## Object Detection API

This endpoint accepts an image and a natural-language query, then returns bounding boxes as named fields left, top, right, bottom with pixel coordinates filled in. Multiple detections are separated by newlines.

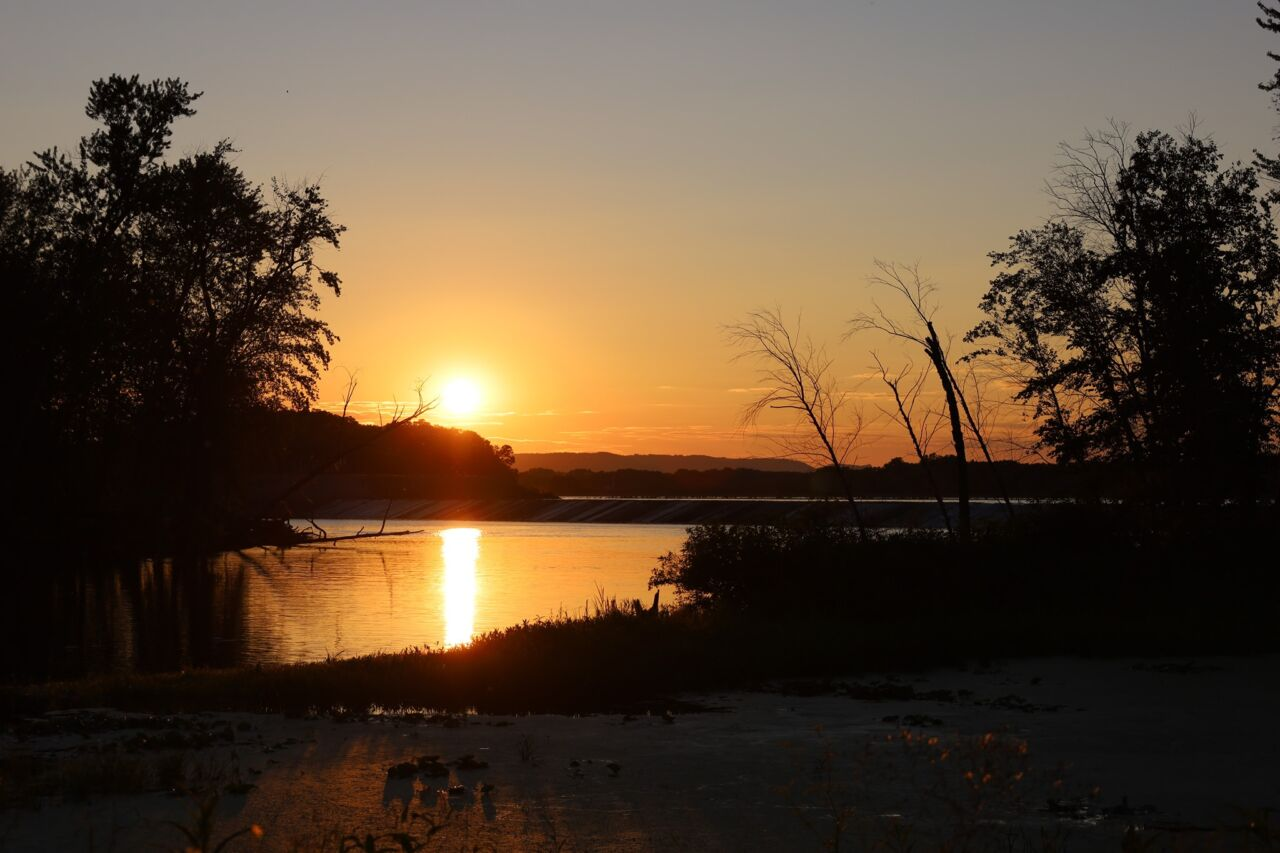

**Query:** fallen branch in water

left=294, top=528, right=424, bottom=545
left=294, top=505, right=421, bottom=545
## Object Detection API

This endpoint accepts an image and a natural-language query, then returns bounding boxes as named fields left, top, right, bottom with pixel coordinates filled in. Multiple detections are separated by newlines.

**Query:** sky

left=3, top=1, right=1276, bottom=463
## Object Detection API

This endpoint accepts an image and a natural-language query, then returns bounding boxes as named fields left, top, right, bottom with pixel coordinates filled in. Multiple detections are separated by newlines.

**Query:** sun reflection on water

left=439, top=528, right=480, bottom=646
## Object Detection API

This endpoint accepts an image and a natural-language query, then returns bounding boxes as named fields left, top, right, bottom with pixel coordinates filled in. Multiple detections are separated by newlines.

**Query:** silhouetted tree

left=849, top=261, right=1000, bottom=539
left=1259, top=3, right=1280, bottom=193
left=2, top=75, right=347, bottom=546
left=969, top=125, right=1280, bottom=500
left=725, top=309, right=868, bottom=538
left=495, top=444, right=516, bottom=467
left=229, top=410, right=529, bottom=510
left=871, top=353, right=953, bottom=538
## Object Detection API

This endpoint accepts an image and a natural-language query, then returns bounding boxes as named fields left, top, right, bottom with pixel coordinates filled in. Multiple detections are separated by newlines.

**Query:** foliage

left=6, top=74, right=342, bottom=432
left=519, top=465, right=814, bottom=497
left=1258, top=2, right=1280, bottom=192
left=648, top=507, right=1280, bottom=622
left=969, top=127, right=1280, bottom=497
left=234, top=410, right=528, bottom=510
left=2, top=75, right=346, bottom=547
left=651, top=523, right=871, bottom=609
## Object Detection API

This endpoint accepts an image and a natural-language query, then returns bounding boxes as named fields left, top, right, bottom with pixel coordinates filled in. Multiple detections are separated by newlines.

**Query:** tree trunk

left=883, top=375, right=953, bottom=540
left=944, top=361, right=1015, bottom=520
left=927, top=323, right=970, bottom=541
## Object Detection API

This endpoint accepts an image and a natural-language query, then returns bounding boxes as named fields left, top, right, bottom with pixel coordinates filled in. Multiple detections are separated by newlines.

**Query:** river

left=4, top=521, right=687, bottom=681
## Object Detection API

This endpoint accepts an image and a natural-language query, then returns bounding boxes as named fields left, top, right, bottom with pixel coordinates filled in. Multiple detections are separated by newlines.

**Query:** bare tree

left=726, top=308, right=868, bottom=539
left=340, top=368, right=359, bottom=419
left=961, top=350, right=1069, bottom=463
left=872, top=353, right=953, bottom=539
left=849, top=261, right=972, bottom=540
left=944, top=359, right=1016, bottom=516
left=1046, top=119, right=1134, bottom=245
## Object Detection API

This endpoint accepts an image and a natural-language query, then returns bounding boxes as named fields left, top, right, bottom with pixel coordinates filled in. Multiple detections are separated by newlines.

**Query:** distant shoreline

left=515, top=451, right=813, bottom=474
left=302, top=497, right=1012, bottom=527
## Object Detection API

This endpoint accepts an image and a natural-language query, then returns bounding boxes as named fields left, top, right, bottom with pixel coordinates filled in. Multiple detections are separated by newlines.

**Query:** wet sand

left=3, top=654, right=1277, bottom=851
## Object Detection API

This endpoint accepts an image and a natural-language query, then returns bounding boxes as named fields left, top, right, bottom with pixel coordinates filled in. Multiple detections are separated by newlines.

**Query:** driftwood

left=292, top=500, right=422, bottom=546
left=293, top=527, right=423, bottom=546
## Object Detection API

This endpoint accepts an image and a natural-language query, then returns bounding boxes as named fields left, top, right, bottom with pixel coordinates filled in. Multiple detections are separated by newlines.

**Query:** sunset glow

left=4, top=4, right=1268, bottom=462
left=440, top=378, right=483, bottom=418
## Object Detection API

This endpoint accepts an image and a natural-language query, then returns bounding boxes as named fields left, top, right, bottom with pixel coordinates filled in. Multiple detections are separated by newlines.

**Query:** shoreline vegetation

left=6, top=506, right=1277, bottom=716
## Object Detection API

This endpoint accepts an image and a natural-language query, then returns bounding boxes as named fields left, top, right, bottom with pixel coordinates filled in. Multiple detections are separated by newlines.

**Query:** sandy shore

left=3, top=654, right=1277, bottom=851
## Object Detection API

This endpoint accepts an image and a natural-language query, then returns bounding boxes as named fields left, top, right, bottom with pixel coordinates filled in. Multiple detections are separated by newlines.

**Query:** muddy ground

left=2, top=655, right=1277, bottom=851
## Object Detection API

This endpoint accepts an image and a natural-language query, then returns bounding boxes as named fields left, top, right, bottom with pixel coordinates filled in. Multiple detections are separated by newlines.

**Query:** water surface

left=5, top=521, right=686, bottom=680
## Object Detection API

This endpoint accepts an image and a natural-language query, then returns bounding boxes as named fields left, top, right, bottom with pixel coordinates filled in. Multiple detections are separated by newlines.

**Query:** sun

left=441, top=377, right=482, bottom=416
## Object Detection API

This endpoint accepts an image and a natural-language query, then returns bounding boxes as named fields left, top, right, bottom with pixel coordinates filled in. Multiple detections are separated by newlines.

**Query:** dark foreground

left=4, top=510, right=1278, bottom=850
left=3, top=655, right=1277, bottom=852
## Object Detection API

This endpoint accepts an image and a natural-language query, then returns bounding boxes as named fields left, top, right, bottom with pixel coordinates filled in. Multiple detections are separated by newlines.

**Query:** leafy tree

left=2, top=75, right=345, bottom=545
left=1259, top=2, right=1280, bottom=190
left=968, top=127, right=1280, bottom=499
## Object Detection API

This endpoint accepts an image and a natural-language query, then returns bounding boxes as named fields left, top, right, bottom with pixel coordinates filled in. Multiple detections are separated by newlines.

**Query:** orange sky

left=3, top=1, right=1275, bottom=463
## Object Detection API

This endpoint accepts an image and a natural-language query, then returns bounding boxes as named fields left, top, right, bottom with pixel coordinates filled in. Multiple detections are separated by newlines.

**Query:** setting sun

left=440, top=377, right=482, bottom=416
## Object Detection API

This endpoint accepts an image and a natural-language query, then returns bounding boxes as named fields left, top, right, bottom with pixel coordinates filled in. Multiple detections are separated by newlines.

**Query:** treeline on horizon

left=241, top=411, right=530, bottom=513
left=52, top=408, right=1277, bottom=507
left=516, top=456, right=1280, bottom=500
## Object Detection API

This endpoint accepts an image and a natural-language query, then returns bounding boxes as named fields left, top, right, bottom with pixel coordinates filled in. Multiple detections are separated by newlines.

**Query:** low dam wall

left=306, top=497, right=1012, bottom=528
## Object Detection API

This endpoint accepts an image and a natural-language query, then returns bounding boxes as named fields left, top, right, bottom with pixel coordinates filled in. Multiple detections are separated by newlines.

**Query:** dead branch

left=340, top=368, right=359, bottom=419
left=945, top=360, right=1015, bottom=518
left=873, top=353, right=953, bottom=538
left=726, top=308, right=868, bottom=539
left=849, top=261, right=971, bottom=540
left=293, top=527, right=424, bottom=546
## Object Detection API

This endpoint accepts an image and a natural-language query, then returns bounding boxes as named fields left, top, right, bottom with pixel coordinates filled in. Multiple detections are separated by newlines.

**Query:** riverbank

left=3, top=655, right=1276, bottom=851
left=7, top=565, right=1276, bottom=718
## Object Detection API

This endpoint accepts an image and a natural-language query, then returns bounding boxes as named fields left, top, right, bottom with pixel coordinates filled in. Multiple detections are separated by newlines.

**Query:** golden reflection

left=440, top=528, right=480, bottom=646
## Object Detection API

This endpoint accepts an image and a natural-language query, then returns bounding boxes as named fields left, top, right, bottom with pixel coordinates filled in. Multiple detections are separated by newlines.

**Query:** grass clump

left=650, top=505, right=1280, bottom=649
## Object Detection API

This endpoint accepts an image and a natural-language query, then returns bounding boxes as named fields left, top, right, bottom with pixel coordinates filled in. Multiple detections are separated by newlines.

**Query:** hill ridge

left=515, top=452, right=812, bottom=474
